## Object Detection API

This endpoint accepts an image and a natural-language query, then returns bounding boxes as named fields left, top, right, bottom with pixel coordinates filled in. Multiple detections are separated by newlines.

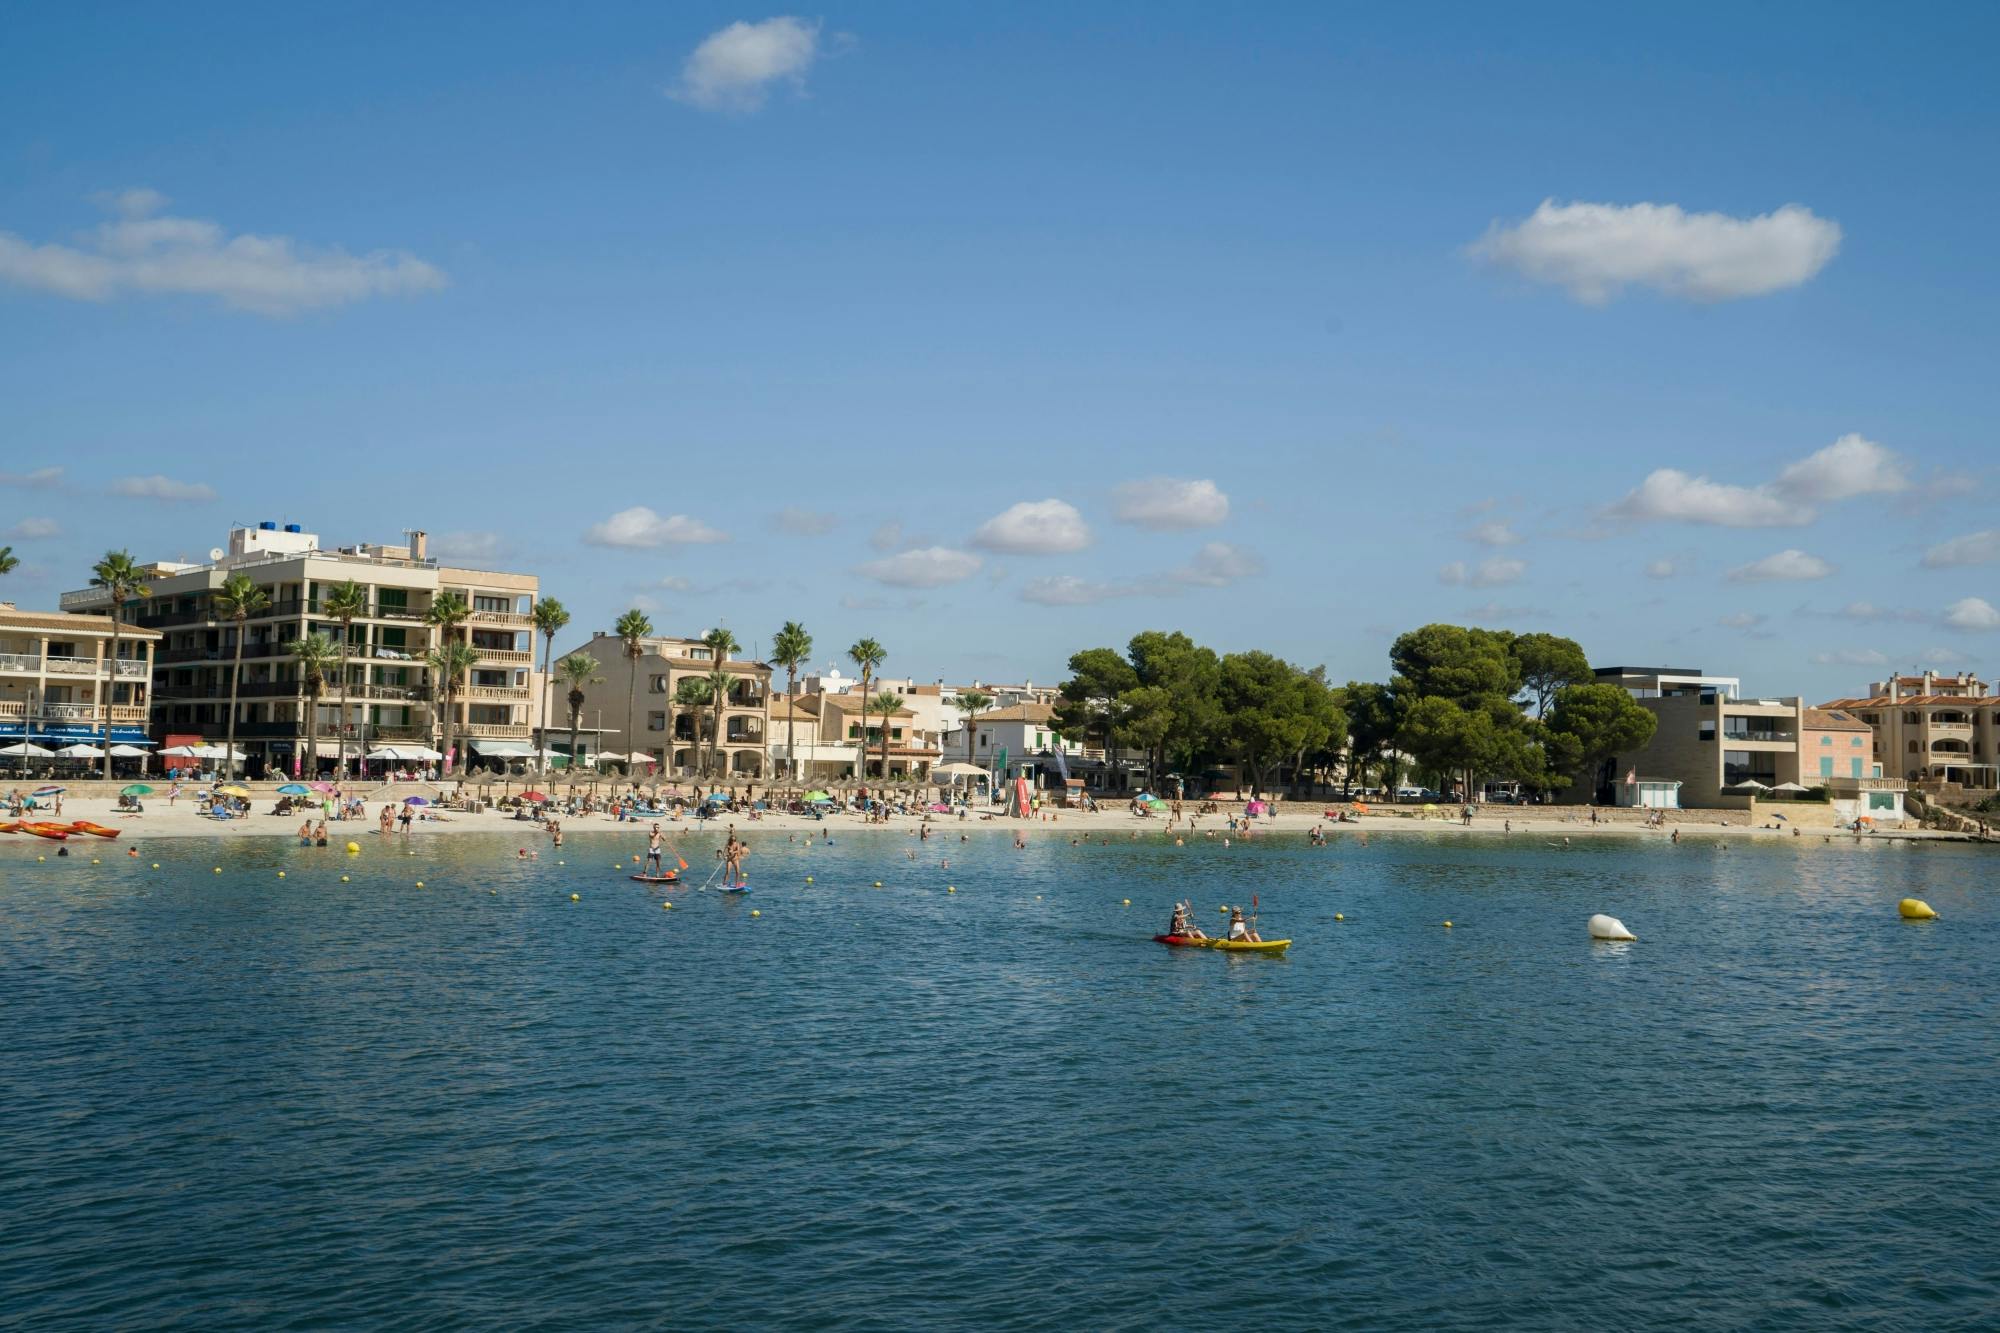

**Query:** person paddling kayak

left=1226, top=906, right=1262, bottom=943
left=1167, top=900, right=1207, bottom=941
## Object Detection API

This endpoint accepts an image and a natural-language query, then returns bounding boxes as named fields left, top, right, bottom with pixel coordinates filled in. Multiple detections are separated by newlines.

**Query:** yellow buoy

left=570, top=892, right=580, bottom=901
left=750, top=909, right=761, bottom=918
left=277, top=871, right=285, bottom=878
left=346, top=842, right=360, bottom=854
left=214, top=867, right=222, bottom=874
left=1219, top=906, right=1229, bottom=914
left=662, top=901, right=672, bottom=909
left=1035, top=894, right=1043, bottom=900
left=152, top=863, right=160, bottom=869
left=947, top=886, right=957, bottom=894
left=1121, top=898, right=1131, bottom=906
left=415, top=881, right=425, bottom=888
left=37, top=855, right=45, bottom=862
left=1442, top=920, right=1453, bottom=928
left=874, top=881, right=884, bottom=887
left=1335, top=913, right=1344, bottom=921
left=341, top=875, right=350, bottom=883
left=806, top=876, right=813, bottom=884
left=1899, top=898, right=1938, bottom=920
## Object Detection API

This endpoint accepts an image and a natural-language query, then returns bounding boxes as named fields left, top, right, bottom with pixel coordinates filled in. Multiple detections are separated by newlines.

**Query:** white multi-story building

left=0, top=603, right=160, bottom=753
left=62, top=523, right=541, bottom=776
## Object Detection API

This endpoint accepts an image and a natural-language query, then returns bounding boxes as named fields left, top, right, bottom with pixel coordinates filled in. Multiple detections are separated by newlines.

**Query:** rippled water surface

left=4, top=826, right=1998, bottom=1330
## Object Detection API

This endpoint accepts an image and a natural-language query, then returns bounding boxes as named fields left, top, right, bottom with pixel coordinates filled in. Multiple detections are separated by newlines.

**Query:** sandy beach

left=8, top=789, right=1980, bottom=846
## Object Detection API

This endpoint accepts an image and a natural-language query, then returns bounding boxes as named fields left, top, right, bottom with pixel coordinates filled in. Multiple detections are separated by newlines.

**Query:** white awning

left=468, top=739, right=537, bottom=757
left=367, top=745, right=445, bottom=761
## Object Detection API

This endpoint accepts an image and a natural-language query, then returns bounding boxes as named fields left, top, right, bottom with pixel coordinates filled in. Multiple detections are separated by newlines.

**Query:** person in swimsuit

left=298, top=819, right=313, bottom=846
left=398, top=803, right=413, bottom=833
left=644, top=823, right=665, bottom=876
left=722, top=827, right=747, bottom=886
left=1226, top=907, right=1260, bottom=943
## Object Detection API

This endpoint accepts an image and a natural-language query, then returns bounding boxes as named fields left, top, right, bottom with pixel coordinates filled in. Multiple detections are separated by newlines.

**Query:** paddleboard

left=630, top=874, right=680, bottom=884
left=720, top=884, right=751, bottom=894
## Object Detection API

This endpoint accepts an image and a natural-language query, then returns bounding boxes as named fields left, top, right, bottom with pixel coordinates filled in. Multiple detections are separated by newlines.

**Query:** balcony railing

left=470, top=610, right=532, bottom=628
left=462, top=723, right=532, bottom=739
left=472, top=648, right=532, bottom=665
left=0, top=653, right=37, bottom=673
left=464, top=685, right=529, bottom=701
left=1722, top=729, right=1795, bottom=744
left=16, top=703, right=150, bottom=723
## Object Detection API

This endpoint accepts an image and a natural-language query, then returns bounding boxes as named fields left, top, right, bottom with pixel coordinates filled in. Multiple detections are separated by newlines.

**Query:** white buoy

left=1588, top=913, right=1636, bottom=941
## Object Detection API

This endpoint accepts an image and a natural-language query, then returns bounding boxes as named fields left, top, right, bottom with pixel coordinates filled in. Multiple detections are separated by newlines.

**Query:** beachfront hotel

left=565, top=632, right=773, bottom=780
left=60, top=523, right=541, bottom=777
left=1821, top=670, right=2000, bottom=798
left=0, top=603, right=161, bottom=755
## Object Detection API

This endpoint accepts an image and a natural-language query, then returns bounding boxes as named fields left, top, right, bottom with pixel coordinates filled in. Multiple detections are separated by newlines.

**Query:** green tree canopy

left=1544, top=682, right=1659, bottom=787
left=1511, top=632, right=1593, bottom=717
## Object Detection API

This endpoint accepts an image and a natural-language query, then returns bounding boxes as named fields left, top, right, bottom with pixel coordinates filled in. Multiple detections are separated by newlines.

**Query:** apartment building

left=568, top=632, right=772, bottom=779
left=61, top=523, right=541, bottom=776
left=0, top=604, right=161, bottom=749
left=1573, top=666, right=1805, bottom=808
left=1820, top=670, right=1998, bottom=795
left=792, top=690, right=940, bottom=779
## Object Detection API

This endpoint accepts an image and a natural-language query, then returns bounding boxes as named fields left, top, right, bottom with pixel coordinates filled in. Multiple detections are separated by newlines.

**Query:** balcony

left=1721, top=729, right=1795, bottom=746
left=725, top=722, right=766, bottom=745
left=5, top=703, right=150, bottom=724
left=0, top=652, right=37, bottom=673
left=462, top=723, right=531, bottom=739
left=472, top=648, right=532, bottom=665
left=470, top=609, right=532, bottom=629
left=464, top=685, right=530, bottom=701
left=372, top=604, right=427, bottom=622
left=1925, top=721, right=1973, bottom=738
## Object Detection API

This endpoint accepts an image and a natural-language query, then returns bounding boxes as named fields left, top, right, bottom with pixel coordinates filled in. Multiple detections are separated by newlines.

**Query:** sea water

left=3, top=829, right=1995, bottom=1329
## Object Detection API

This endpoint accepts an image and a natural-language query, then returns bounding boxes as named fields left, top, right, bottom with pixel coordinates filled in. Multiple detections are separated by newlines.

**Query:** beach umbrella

left=276, top=783, right=312, bottom=795
left=403, top=795, right=430, bottom=806
left=32, top=785, right=64, bottom=796
left=1771, top=781, right=1810, bottom=794
left=803, top=789, right=831, bottom=802
left=1727, top=779, right=1771, bottom=791
left=2, top=742, right=55, bottom=757
left=309, top=782, right=336, bottom=792
left=160, top=744, right=200, bottom=757
left=215, top=784, right=251, bottom=798
left=121, top=783, right=155, bottom=796
left=519, top=791, right=549, bottom=802
left=107, top=744, right=151, bottom=758
left=58, top=743, right=105, bottom=759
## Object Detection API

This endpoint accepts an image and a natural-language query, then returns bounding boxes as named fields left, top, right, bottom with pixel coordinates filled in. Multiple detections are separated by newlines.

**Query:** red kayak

left=1153, top=934, right=1213, bottom=948
left=22, top=823, right=71, bottom=841
left=68, top=821, right=121, bottom=839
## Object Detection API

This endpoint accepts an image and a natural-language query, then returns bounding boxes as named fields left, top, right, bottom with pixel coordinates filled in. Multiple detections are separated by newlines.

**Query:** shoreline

left=5, top=794, right=1985, bottom=846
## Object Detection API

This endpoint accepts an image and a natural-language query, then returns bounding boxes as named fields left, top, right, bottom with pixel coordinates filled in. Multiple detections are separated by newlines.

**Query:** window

left=1904, top=711, right=1919, bottom=724
left=650, top=675, right=669, bottom=694
left=1850, top=758, right=1863, bottom=778
left=647, top=712, right=665, bottom=732
left=1850, top=736, right=1863, bottom=747
left=1820, top=757, right=1834, bottom=778
left=687, top=648, right=712, bottom=662
left=1820, top=735, right=1832, bottom=747
left=1698, top=721, right=1716, bottom=741
left=474, top=595, right=509, bottom=613
left=1908, top=740, right=1919, bottom=753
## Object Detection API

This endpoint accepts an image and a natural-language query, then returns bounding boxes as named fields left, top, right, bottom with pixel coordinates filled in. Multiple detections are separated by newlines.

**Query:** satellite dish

left=209, top=548, right=226, bottom=562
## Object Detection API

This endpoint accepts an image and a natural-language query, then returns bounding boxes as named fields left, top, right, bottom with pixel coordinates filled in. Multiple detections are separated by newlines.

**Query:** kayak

left=1153, top=934, right=1215, bottom=948
left=68, top=821, right=121, bottom=839
left=0, top=821, right=20, bottom=834
left=1210, top=938, right=1291, bottom=955
left=22, top=823, right=71, bottom=841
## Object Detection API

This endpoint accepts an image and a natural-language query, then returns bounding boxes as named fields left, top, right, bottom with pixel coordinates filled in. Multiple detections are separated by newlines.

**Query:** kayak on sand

left=67, top=821, right=121, bottom=839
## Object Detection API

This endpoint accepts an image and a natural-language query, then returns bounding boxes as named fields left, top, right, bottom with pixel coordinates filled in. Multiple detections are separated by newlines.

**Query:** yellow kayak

left=1208, top=938, right=1290, bottom=955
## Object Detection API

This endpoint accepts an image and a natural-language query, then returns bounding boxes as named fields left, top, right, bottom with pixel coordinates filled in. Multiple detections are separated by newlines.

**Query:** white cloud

left=1772, top=434, right=1908, bottom=502
left=111, top=474, right=215, bottom=502
left=1019, top=575, right=1136, bottom=607
left=1610, top=469, right=1811, bottom=528
left=1110, top=477, right=1229, bottom=530
left=430, top=531, right=504, bottom=562
left=1727, top=549, right=1834, bottom=583
left=1645, top=558, right=1679, bottom=579
left=1717, top=612, right=1767, bottom=630
left=1016, top=542, right=1262, bottom=605
left=0, top=190, right=446, bottom=316
left=1833, top=601, right=1928, bottom=624
left=971, top=499, right=1091, bottom=554
left=0, top=466, right=62, bottom=489
left=583, top=506, right=727, bottom=548
left=1470, top=199, right=1841, bottom=303
left=1811, top=648, right=1889, bottom=667
left=1176, top=542, right=1261, bottom=587
left=1466, top=520, right=1520, bottom=548
left=1438, top=556, right=1526, bottom=588
left=5, top=517, right=59, bottom=539
left=856, top=546, right=981, bottom=588
left=772, top=506, right=837, bottom=537
left=672, top=17, right=822, bottom=112
left=1943, top=597, right=2000, bottom=632
left=1922, top=529, right=2000, bottom=569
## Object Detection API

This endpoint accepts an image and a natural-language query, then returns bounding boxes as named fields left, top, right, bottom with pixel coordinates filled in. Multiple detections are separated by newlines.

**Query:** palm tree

left=614, top=609, right=654, bottom=772
left=705, top=666, right=735, bottom=781
left=89, top=551, right=151, bottom=782
left=532, top=597, right=570, bottom=769
left=701, top=627, right=741, bottom=780
left=769, top=621, right=812, bottom=783
left=212, top=575, right=270, bottom=782
left=870, top=690, right=904, bottom=781
left=425, top=641, right=480, bottom=775
left=323, top=579, right=368, bottom=778
left=554, top=652, right=602, bottom=781
left=956, top=689, right=993, bottom=765
left=0, top=546, right=17, bottom=579
left=424, top=591, right=471, bottom=767
left=847, top=637, right=884, bottom=778
left=673, top=677, right=712, bottom=777
left=288, top=633, right=338, bottom=778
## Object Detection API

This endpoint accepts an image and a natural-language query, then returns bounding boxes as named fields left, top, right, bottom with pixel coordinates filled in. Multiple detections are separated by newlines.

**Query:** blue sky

left=3, top=3, right=1997, bottom=697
